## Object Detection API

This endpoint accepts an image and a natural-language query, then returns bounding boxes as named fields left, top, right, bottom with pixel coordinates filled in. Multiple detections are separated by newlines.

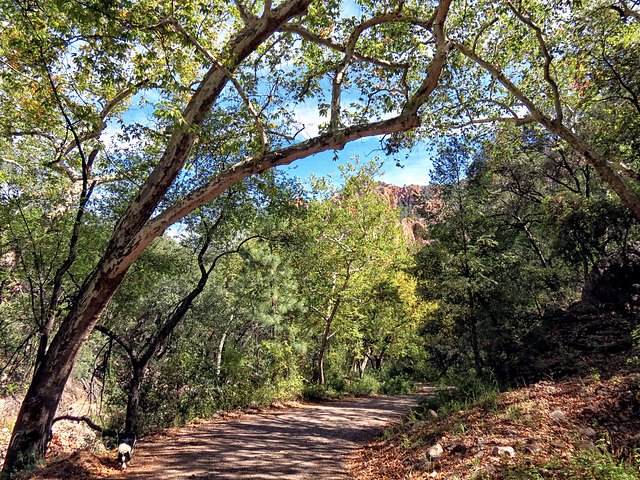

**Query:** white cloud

left=378, top=161, right=432, bottom=186
left=292, top=102, right=327, bottom=139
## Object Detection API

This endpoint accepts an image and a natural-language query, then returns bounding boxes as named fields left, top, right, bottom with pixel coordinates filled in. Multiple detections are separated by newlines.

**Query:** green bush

left=302, top=383, right=329, bottom=401
left=347, top=374, right=380, bottom=397
left=326, top=373, right=348, bottom=394
left=419, top=377, right=500, bottom=416
left=381, top=374, right=415, bottom=395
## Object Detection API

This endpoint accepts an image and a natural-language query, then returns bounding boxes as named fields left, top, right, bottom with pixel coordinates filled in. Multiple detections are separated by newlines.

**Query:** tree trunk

left=516, top=217, right=549, bottom=269
left=126, top=364, right=146, bottom=433
left=316, top=297, right=342, bottom=385
left=1, top=266, right=129, bottom=480
left=0, top=3, right=314, bottom=477
left=468, top=291, right=483, bottom=379
left=216, top=330, right=229, bottom=378
left=358, top=356, right=369, bottom=378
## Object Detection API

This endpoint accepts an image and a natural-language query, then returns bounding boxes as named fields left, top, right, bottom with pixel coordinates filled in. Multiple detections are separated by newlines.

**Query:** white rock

left=550, top=410, right=567, bottom=422
left=492, top=446, right=516, bottom=457
left=573, top=439, right=595, bottom=451
left=427, top=443, right=444, bottom=459
left=578, top=427, right=596, bottom=437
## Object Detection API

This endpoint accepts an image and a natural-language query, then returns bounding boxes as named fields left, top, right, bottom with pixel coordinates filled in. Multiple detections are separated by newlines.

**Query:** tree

left=291, top=161, right=410, bottom=384
left=1, top=1, right=454, bottom=475
left=356, top=271, right=429, bottom=376
left=414, top=138, right=544, bottom=379
left=0, top=182, right=110, bottom=389
left=432, top=0, right=640, bottom=221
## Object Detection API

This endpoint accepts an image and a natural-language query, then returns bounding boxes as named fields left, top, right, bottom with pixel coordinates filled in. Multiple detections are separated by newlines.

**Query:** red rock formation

left=374, top=183, right=431, bottom=245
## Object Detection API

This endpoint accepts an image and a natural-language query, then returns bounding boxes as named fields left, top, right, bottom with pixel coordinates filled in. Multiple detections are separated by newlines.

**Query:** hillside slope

left=350, top=311, right=640, bottom=479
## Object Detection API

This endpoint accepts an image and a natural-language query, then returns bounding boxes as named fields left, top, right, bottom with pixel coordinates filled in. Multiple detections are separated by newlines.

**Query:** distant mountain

left=374, top=182, right=433, bottom=244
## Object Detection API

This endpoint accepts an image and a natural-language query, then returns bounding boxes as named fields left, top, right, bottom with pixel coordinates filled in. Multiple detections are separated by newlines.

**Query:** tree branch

left=611, top=1, right=640, bottom=20
left=279, top=24, right=410, bottom=70
left=94, top=325, right=136, bottom=362
left=132, top=0, right=453, bottom=254
left=616, top=162, right=640, bottom=184
left=331, top=10, right=405, bottom=129
left=506, top=1, right=563, bottom=122
left=235, top=0, right=258, bottom=23
left=166, top=18, right=269, bottom=150
left=51, top=415, right=117, bottom=437
left=459, top=115, right=536, bottom=127
left=454, top=40, right=640, bottom=221
left=62, top=81, right=147, bottom=158
left=0, top=157, right=25, bottom=172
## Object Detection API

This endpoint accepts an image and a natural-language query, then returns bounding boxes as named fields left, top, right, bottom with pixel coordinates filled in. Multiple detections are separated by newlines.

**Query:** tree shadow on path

left=112, top=395, right=422, bottom=480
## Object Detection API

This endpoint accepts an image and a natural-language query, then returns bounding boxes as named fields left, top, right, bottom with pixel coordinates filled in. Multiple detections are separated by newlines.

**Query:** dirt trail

left=111, top=395, right=423, bottom=480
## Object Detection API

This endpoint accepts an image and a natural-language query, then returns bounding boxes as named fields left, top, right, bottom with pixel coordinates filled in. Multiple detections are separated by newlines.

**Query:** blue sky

left=277, top=136, right=435, bottom=186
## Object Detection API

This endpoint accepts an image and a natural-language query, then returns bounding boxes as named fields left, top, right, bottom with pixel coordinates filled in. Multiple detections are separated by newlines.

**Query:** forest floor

left=349, top=311, right=640, bottom=479
left=349, top=370, right=640, bottom=479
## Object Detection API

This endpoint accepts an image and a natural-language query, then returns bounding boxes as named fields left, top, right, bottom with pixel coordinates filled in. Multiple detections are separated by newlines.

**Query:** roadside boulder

left=492, top=446, right=515, bottom=457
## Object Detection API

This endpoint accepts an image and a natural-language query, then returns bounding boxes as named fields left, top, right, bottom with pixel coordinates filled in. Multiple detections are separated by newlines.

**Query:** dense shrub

left=347, top=374, right=380, bottom=397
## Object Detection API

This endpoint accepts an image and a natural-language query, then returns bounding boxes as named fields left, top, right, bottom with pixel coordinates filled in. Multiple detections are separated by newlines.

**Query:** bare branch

left=405, top=0, right=453, bottom=115
left=459, top=115, right=536, bottom=127
left=62, top=81, right=147, bottom=158
left=263, top=0, right=272, bottom=17
left=229, top=77, right=269, bottom=150
left=167, top=18, right=268, bottom=150
left=137, top=0, right=454, bottom=246
left=0, top=157, right=26, bottom=172
left=235, top=0, right=258, bottom=23
left=454, top=41, right=640, bottom=220
left=506, top=1, right=563, bottom=123
left=616, top=162, right=640, bottom=184
left=331, top=10, right=407, bottom=129
left=9, top=130, right=58, bottom=144
left=472, top=17, right=498, bottom=53
left=309, top=305, right=328, bottom=322
left=52, top=415, right=117, bottom=436
left=454, top=41, right=545, bottom=120
left=94, top=325, right=136, bottom=362
left=611, top=1, right=640, bottom=20
left=454, top=96, right=529, bottom=122
left=166, top=18, right=217, bottom=63
left=598, top=37, right=640, bottom=114
left=279, top=24, right=410, bottom=70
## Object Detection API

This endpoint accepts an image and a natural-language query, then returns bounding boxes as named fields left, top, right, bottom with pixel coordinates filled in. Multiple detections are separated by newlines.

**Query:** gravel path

left=112, top=395, right=422, bottom=480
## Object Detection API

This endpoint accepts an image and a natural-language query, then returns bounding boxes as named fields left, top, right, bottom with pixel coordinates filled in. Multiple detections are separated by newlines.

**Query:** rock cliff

left=374, top=182, right=431, bottom=244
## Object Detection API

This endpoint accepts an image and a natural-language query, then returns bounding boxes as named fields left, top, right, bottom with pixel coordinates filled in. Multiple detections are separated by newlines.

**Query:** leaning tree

left=1, top=0, right=453, bottom=476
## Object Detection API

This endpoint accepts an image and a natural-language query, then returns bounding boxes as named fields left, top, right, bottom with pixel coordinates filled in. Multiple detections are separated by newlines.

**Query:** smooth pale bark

left=1, top=0, right=453, bottom=476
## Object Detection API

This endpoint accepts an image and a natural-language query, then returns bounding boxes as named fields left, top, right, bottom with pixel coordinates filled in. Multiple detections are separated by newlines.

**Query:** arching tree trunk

left=1, top=0, right=453, bottom=475
left=0, top=3, right=313, bottom=476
